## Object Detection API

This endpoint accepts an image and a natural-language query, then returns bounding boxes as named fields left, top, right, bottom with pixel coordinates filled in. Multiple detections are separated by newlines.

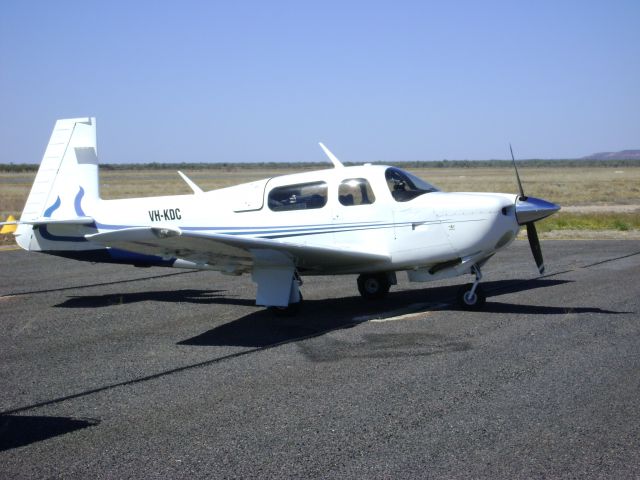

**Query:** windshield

left=385, top=167, right=439, bottom=202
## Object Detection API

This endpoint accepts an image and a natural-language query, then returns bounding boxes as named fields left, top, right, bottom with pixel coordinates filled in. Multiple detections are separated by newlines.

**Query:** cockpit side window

left=268, top=181, right=328, bottom=211
left=338, top=178, right=376, bottom=206
left=385, top=167, right=439, bottom=202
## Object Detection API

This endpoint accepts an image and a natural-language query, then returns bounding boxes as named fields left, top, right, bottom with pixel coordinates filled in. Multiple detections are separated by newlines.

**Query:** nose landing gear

left=457, top=264, right=486, bottom=309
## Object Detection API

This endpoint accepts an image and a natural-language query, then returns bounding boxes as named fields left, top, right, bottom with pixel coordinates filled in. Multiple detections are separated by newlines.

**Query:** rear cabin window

left=385, top=167, right=439, bottom=202
left=268, top=181, right=328, bottom=211
left=338, top=178, right=376, bottom=206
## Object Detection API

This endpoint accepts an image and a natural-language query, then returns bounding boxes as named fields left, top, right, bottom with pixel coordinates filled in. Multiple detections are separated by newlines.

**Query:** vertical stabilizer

left=16, top=117, right=100, bottom=250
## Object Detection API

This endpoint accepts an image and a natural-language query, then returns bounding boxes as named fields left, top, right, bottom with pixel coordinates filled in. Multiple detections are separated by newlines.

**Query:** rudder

left=16, top=117, right=100, bottom=250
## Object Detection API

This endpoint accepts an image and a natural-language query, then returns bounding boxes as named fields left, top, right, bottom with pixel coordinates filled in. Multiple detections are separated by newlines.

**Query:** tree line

left=2, top=158, right=640, bottom=173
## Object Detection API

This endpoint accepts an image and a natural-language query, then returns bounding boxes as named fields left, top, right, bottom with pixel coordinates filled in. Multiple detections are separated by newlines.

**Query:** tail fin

left=16, top=117, right=100, bottom=250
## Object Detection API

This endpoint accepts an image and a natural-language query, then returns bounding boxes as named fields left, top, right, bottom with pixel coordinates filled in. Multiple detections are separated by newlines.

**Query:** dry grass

left=409, top=166, right=640, bottom=206
left=2, top=165, right=640, bottom=245
left=537, top=212, right=640, bottom=232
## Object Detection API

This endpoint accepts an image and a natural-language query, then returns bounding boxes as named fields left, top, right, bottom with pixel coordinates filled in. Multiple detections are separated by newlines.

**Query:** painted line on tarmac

left=354, top=302, right=449, bottom=323
left=370, top=311, right=432, bottom=323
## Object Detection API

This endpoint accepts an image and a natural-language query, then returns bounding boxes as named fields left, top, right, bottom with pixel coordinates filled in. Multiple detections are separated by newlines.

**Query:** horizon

left=3, top=156, right=640, bottom=170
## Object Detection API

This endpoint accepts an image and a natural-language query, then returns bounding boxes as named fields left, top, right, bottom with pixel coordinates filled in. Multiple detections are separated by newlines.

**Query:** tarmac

left=1, top=240, right=639, bottom=479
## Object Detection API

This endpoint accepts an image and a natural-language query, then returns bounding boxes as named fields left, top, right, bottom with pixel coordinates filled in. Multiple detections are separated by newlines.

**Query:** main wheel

left=357, top=273, right=391, bottom=300
left=456, top=284, right=486, bottom=309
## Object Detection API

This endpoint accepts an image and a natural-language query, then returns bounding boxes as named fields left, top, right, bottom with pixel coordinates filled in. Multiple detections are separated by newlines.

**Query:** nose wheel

left=457, top=265, right=486, bottom=309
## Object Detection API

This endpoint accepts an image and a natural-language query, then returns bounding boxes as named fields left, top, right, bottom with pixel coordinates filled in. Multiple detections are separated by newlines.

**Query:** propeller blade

left=510, top=143, right=526, bottom=199
left=526, top=223, right=545, bottom=274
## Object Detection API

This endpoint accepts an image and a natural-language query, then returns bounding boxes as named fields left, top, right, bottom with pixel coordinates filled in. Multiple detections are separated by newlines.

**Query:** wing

left=86, top=227, right=390, bottom=272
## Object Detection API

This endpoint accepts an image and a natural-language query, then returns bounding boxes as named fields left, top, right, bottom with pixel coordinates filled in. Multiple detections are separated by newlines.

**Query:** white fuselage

left=55, top=164, right=521, bottom=277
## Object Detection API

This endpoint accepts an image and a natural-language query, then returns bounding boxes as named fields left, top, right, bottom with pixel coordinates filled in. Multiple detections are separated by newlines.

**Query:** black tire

left=357, top=273, right=391, bottom=300
left=456, top=283, right=486, bottom=309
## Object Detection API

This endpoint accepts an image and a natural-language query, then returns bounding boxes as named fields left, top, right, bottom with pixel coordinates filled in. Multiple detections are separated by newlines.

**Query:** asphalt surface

left=1, top=240, right=639, bottom=479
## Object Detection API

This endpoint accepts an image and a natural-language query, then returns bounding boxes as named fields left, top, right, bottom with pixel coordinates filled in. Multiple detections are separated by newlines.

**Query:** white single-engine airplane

left=2, top=118, right=559, bottom=313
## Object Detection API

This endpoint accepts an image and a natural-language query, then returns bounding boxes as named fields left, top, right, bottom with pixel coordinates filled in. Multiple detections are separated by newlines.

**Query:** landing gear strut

left=457, top=264, right=486, bottom=309
left=270, top=271, right=303, bottom=316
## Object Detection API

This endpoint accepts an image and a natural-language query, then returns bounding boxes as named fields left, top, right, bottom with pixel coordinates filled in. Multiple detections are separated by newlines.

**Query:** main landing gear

left=270, top=272, right=303, bottom=316
left=357, top=272, right=395, bottom=300
left=456, top=264, right=486, bottom=309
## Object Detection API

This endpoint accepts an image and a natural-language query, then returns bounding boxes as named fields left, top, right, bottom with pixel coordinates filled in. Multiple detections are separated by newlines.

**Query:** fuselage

left=47, top=164, right=521, bottom=276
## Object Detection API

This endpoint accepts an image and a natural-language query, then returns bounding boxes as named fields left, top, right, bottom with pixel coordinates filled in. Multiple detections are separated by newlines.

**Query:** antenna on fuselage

left=318, top=142, right=344, bottom=168
left=177, top=170, right=203, bottom=195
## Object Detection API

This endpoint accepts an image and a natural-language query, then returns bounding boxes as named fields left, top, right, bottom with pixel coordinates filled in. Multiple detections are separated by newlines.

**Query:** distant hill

left=582, top=150, right=640, bottom=160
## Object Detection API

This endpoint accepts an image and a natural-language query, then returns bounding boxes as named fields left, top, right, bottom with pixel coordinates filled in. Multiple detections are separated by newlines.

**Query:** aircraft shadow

left=0, top=415, right=99, bottom=451
left=177, top=282, right=470, bottom=347
left=55, top=289, right=255, bottom=308
left=178, top=309, right=358, bottom=348
left=179, top=278, right=627, bottom=348
left=55, top=277, right=566, bottom=310
left=472, top=302, right=627, bottom=315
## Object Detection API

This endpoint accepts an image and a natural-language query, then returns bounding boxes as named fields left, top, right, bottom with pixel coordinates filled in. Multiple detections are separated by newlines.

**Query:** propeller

left=510, top=144, right=526, bottom=200
left=510, top=145, right=559, bottom=274
left=526, top=223, right=544, bottom=274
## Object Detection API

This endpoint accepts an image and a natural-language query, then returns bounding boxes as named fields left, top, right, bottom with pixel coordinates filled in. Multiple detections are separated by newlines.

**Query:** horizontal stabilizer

left=24, top=216, right=95, bottom=226
left=1, top=216, right=95, bottom=227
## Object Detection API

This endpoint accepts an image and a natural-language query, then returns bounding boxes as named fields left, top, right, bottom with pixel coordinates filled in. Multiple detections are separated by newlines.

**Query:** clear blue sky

left=1, top=0, right=638, bottom=164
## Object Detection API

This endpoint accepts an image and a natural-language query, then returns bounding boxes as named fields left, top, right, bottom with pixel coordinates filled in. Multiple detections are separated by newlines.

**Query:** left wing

left=86, top=227, right=391, bottom=271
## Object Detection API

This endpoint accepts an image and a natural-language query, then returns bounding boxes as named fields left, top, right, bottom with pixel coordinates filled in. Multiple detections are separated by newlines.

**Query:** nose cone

left=515, top=196, right=560, bottom=225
